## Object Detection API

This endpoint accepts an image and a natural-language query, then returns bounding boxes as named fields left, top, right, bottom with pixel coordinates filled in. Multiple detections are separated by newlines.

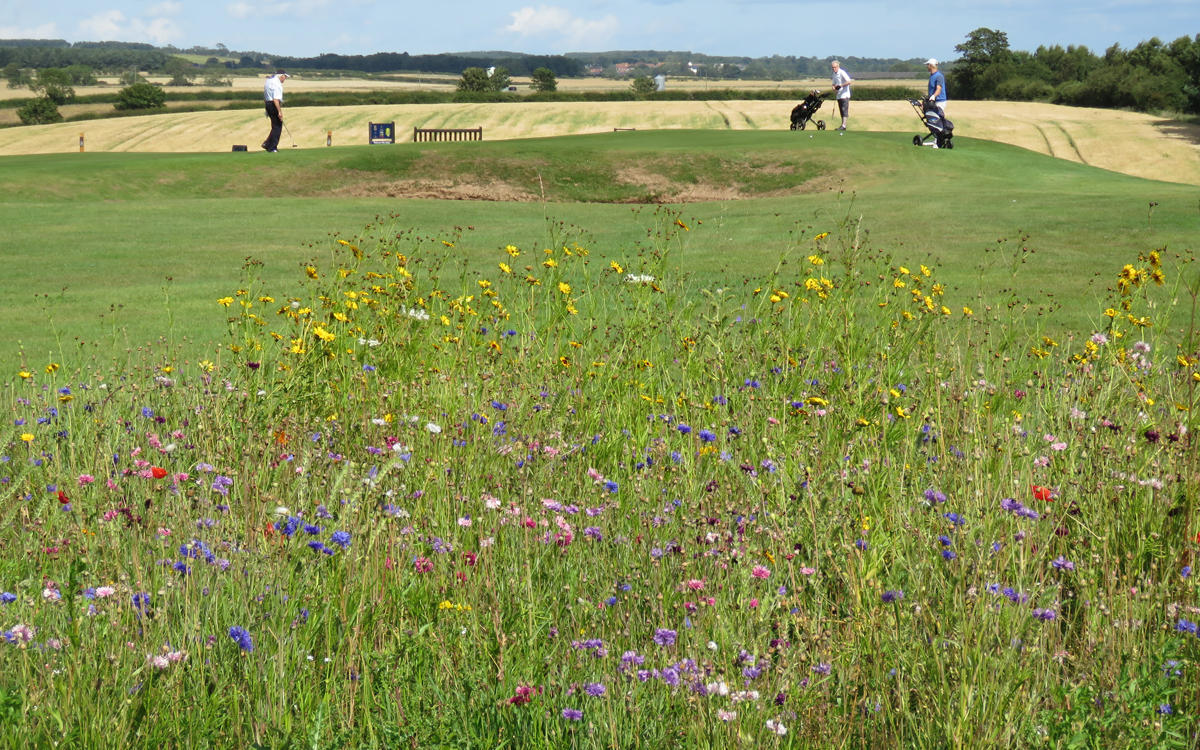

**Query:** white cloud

left=0, top=22, right=59, bottom=38
left=225, top=0, right=336, bottom=19
left=76, top=10, right=180, bottom=45
left=148, top=1, right=184, bottom=15
left=505, top=5, right=619, bottom=47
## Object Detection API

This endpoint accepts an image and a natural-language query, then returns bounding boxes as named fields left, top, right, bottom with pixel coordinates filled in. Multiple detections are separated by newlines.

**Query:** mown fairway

left=2, top=100, right=1199, bottom=185
left=1, top=126, right=1197, bottom=367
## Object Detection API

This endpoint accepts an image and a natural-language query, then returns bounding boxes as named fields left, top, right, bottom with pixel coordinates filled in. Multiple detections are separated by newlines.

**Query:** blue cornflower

left=712, top=395, right=727, bottom=405
left=330, top=530, right=351, bottom=549
left=855, top=538, right=869, bottom=551
left=941, top=549, right=957, bottom=561
left=1158, top=704, right=1172, bottom=715
left=141, top=406, right=154, bottom=418
left=1052, top=556, right=1075, bottom=571
left=604, top=481, right=618, bottom=493
left=561, top=708, right=583, bottom=720
left=924, top=488, right=947, bottom=504
left=308, top=541, right=327, bottom=554
left=0, top=593, right=16, bottom=605
left=937, top=535, right=952, bottom=547
left=491, top=400, right=508, bottom=411
left=303, top=524, right=322, bottom=535
left=943, top=512, right=965, bottom=526
left=812, top=662, right=831, bottom=675
left=1174, top=619, right=1198, bottom=634
left=132, top=592, right=151, bottom=612
left=228, top=626, right=253, bottom=652
left=698, top=429, right=716, bottom=443
left=677, top=423, right=691, bottom=434
left=1182, top=566, right=1192, bottom=579
left=583, top=682, right=606, bottom=697
left=653, top=628, right=677, bottom=646
left=172, top=561, right=191, bottom=576
left=882, top=590, right=904, bottom=604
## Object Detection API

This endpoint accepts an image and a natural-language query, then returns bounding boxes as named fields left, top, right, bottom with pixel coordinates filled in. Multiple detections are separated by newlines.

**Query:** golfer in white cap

left=925, top=59, right=947, bottom=114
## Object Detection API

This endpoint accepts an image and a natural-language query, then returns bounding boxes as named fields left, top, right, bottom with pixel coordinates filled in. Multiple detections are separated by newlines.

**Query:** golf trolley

left=790, top=91, right=826, bottom=131
left=909, top=99, right=953, bottom=149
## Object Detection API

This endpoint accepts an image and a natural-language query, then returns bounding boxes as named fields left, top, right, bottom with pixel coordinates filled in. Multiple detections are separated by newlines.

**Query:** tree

left=457, top=67, right=492, bottom=92
left=953, top=27, right=1014, bottom=99
left=489, top=66, right=512, bottom=91
left=631, top=75, right=656, bottom=98
left=163, top=57, right=195, bottom=85
left=531, top=66, right=557, bottom=92
left=31, top=68, right=74, bottom=104
left=17, top=97, right=62, bottom=125
left=119, top=69, right=147, bottom=86
left=3, top=62, right=32, bottom=89
left=115, top=82, right=167, bottom=110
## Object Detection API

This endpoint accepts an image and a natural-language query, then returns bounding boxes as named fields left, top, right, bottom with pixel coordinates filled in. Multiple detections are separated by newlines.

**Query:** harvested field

left=1, top=100, right=1197, bottom=185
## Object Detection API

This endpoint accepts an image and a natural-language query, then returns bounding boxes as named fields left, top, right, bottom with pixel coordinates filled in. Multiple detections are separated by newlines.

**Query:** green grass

left=1, top=129, right=1197, bottom=366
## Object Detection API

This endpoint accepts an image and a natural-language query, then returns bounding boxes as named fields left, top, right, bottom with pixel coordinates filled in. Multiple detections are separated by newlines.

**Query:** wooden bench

left=413, top=127, right=483, bottom=143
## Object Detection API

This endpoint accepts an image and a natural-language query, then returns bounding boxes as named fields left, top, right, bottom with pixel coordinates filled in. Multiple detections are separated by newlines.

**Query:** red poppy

left=57, top=490, right=70, bottom=505
left=1031, top=485, right=1054, bottom=502
left=151, top=466, right=168, bottom=479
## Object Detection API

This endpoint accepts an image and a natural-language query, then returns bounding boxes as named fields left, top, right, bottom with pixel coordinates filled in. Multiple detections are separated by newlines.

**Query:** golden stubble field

left=2, top=92, right=1198, bottom=186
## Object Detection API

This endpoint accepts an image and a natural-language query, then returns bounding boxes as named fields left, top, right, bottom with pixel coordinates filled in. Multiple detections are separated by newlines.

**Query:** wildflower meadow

left=2, top=208, right=1198, bottom=748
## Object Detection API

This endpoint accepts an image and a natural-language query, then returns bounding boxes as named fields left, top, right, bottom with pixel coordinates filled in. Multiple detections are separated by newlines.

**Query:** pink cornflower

left=413, top=557, right=433, bottom=573
left=751, top=565, right=771, bottom=579
left=685, top=579, right=706, bottom=590
left=799, top=566, right=817, bottom=576
left=77, top=474, right=95, bottom=486
left=96, top=586, right=116, bottom=598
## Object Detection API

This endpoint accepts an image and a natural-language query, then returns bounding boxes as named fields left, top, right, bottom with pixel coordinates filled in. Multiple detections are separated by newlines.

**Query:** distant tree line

left=564, top=51, right=925, bottom=79
left=271, top=52, right=585, bottom=77
left=950, top=27, right=1200, bottom=112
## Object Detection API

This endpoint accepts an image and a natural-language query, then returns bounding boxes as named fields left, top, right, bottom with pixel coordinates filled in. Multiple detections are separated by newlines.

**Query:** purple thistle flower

left=1051, top=556, right=1075, bottom=571
left=584, top=682, right=606, bottom=697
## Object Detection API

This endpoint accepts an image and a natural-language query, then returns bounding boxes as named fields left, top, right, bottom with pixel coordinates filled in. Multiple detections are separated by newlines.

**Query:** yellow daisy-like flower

left=558, top=282, right=571, bottom=295
left=18, top=371, right=31, bottom=379
left=20, top=433, right=34, bottom=443
left=504, top=244, right=520, bottom=258
left=217, top=297, right=233, bottom=307
left=610, top=261, right=624, bottom=274
left=45, top=363, right=59, bottom=373
left=305, top=265, right=319, bottom=279
left=313, top=326, right=335, bottom=342
left=807, top=254, right=824, bottom=266
left=813, top=231, right=829, bottom=241
left=498, top=262, right=512, bottom=274
left=199, top=360, right=214, bottom=372
left=962, top=306, right=974, bottom=316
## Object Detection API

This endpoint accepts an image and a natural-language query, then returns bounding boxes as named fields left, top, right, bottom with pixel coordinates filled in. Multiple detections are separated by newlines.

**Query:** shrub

left=16, top=96, right=62, bottom=125
left=115, top=82, right=167, bottom=110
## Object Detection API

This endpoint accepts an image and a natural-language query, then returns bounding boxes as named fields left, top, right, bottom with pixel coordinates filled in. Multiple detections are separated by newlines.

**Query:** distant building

left=654, top=74, right=666, bottom=91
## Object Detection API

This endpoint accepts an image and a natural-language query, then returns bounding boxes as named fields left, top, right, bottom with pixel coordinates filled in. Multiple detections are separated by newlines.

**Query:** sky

left=2, top=0, right=1197, bottom=64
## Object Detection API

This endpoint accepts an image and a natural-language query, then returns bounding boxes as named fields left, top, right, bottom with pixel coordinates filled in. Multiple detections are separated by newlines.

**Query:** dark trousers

left=263, top=102, right=282, bottom=150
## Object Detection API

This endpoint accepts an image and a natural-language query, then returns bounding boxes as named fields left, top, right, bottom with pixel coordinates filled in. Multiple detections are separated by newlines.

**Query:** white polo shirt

left=832, top=68, right=851, bottom=100
left=264, top=75, right=284, bottom=103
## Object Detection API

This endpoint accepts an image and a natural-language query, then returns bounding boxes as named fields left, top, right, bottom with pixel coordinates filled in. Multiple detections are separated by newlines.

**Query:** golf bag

left=790, top=92, right=826, bottom=131
left=909, top=99, right=954, bottom=149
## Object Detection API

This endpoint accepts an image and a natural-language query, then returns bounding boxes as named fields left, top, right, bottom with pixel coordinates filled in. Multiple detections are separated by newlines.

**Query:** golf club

left=283, top=122, right=297, bottom=148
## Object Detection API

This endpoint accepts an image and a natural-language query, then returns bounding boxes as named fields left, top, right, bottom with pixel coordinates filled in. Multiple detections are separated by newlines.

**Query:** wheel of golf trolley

left=817, top=121, right=826, bottom=131
left=912, top=135, right=922, bottom=146
left=944, top=138, right=954, bottom=150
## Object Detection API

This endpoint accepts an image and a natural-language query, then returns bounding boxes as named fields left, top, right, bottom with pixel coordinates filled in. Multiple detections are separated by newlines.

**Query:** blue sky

left=2, top=0, right=1196, bottom=63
